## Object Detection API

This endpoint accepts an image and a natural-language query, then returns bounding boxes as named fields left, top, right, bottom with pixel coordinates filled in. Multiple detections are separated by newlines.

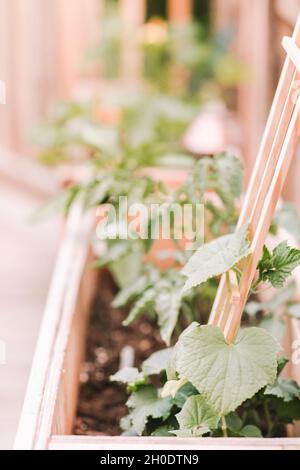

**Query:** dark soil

left=74, top=270, right=165, bottom=436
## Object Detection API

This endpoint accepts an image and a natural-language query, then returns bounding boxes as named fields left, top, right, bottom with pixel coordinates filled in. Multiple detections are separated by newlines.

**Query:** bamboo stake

left=225, top=95, right=300, bottom=343
left=209, top=14, right=300, bottom=343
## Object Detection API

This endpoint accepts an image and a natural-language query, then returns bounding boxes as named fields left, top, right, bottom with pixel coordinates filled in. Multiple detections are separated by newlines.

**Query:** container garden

left=14, top=199, right=300, bottom=450
left=14, top=17, right=300, bottom=449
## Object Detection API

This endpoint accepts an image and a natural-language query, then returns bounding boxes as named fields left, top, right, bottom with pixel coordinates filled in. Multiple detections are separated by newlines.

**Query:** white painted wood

left=49, top=435, right=300, bottom=451
left=0, top=185, right=59, bottom=450
left=0, top=147, right=59, bottom=199
left=282, top=36, right=300, bottom=71
left=14, top=201, right=94, bottom=450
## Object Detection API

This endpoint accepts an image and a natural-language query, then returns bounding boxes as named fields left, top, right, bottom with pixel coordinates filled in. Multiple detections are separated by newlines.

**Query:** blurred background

left=0, top=0, right=300, bottom=449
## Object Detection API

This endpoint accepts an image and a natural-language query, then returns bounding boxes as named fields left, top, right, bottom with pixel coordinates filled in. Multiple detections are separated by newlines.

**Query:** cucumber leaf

left=142, top=348, right=173, bottom=376
left=265, top=378, right=300, bottom=402
left=123, top=288, right=156, bottom=326
left=126, top=385, right=173, bottom=435
left=258, top=242, right=300, bottom=289
left=182, top=224, right=250, bottom=292
left=176, top=324, right=280, bottom=415
left=176, top=395, right=219, bottom=436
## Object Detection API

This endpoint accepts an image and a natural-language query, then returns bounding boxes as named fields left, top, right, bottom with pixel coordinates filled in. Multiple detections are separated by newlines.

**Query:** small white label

left=0, top=80, right=6, bottom=104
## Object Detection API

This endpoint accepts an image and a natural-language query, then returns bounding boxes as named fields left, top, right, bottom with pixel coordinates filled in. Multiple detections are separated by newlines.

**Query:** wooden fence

left=1, top=0, right=300, bottom=177
left=214, top=0, right=300, bottom=183
left=0, top=0, right=196, bottom=158
left=0, top=0, right=101, bottom=155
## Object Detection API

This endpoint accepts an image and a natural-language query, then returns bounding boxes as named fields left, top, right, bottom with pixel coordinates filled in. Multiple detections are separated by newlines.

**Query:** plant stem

left=221, top=416, right=228, bottom=438
left=225, top=271, right=230, bottom=290
left=182, top=302, right=195, bottom=325
left=264, top=401, right=273, bottom=437
left=250, top=278, right=261, bottom=293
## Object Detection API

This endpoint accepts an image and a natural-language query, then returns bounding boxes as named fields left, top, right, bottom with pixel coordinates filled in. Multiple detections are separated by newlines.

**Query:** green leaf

left=240, top=425, right=262, bottom=437
left=274, top=203, right=300, bottom=240
left=83, top=178, right=112, bottom=209
left=110, top=367, right=146, bottom=390
left=265, top=378, right=300, bottom=402
left=182, top=225, right=250, bottom=292
left=155, top=282, right=183, bottom=345
left=161, top=378, right=188, bottom=399
left=172, top=429, right=196, bottom=437
left=271, top=397, right=300, bottom=424
left=91, top=242, right=131, bottom=270
left=191, top=153, right=243, bottom=204
left=126, top=385, right=173, bottom=435
left=176, top=324, right=280, bottom=415
left=166, top=322, right=199, bottom=380
left=288, top=302, right=300, bottom=319
left=110, top=249, right=144, bottom=288
left=258, top=242, right=300, bottom=289
left=173, top=382, right=199, bottom=409
left=123, top=288, right=156, bottom=326
left=142, top=348, right=173, bottom=376
left=120, top=415, right=133, bottom=433
left=176, top=395, right=219, bottom=436
left=214, top=153, right=243, bottom=204
left=277, top=357, right=289, bottom=375
left=225, top=412, right=243, bottom=433
left=151, top=426, right=176, bottom=437
left=112, top=276, right=149, bottom=308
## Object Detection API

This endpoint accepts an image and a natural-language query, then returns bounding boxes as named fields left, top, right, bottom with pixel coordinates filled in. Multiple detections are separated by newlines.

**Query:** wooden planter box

left=14, top=201, right=300, bottom=450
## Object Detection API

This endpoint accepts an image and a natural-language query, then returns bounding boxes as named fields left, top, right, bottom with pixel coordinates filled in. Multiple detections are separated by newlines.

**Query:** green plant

left=110, top=213, right=300, bottom=438
left=35, top=2, right=300, bottom=440
left=112, top=349, right=300, bottom=438
left=33, top=92, right=197, bottom=169
left=42, top=140, right=300, bottom=345
left=142, top=20, right=246, bottom=102
left=111, top=152, right=242, bottom=343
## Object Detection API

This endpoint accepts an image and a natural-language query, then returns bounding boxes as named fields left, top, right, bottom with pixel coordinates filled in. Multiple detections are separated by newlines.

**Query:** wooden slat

left=213, top=0, right=238, bottom=32
left=283, top=36, right=300, bottom=71
left=13, top=202, right=95, bottom=450
left=224, top=97, right=300, bottom=342
left=56, top=0, right=101, bottom=96
left=237, top=0, right=271, bottom=177
left=51, top=250, right=97, bottom=436
left=275, top=0, right=300, bottom=27
left=0, top=0, right=101, bottom=155
left=210, top=15, right=300, bottom=342
left=167, top=0, right=192, bottom=23
left=119, top=0, right=146, bottom=85
left=0, top=0, right=13, bottom=149
left=49, top=435, right=300, bottom=450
